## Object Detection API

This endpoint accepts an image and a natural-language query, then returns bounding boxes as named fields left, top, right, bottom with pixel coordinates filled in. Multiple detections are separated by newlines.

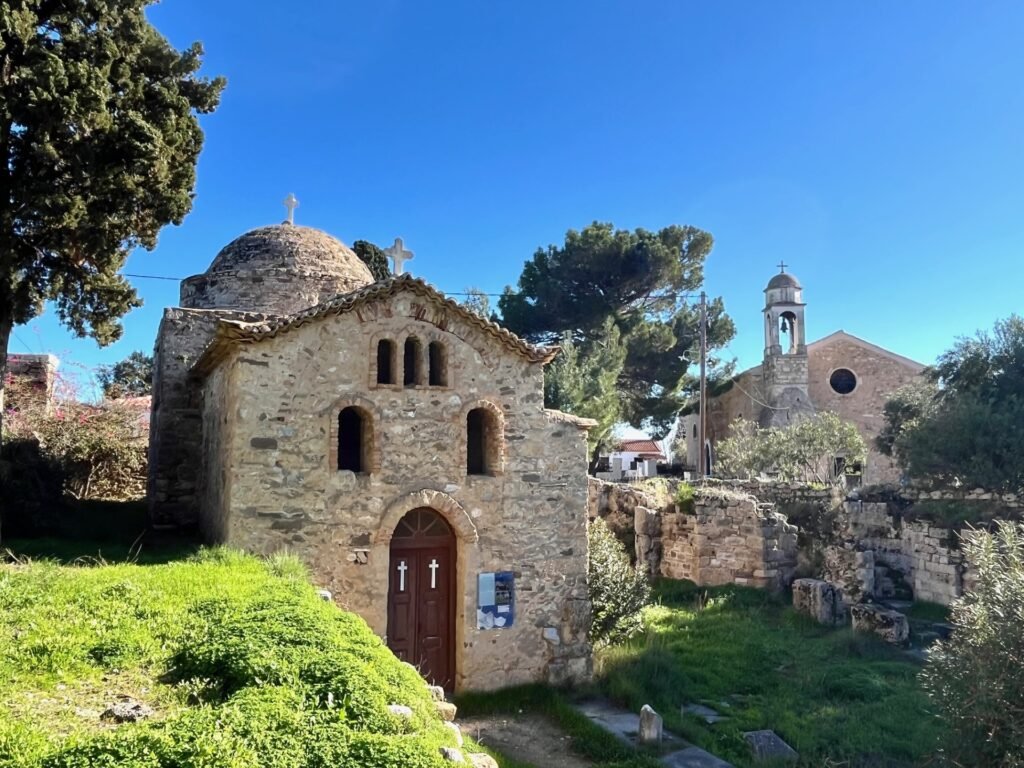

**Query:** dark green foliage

left=0, top=0, right=224, bottom=438
left=589, top=518, right=651, bottom=646
left=499, top=222, right=734, bottom=439
left=544, top=320, right=627, bottom=459
left=598, top=580, right=939, bottom=766
left=352, top=240, right=392, bottom=282
left=96, top=352, right=153, bottom=398
left=879, top=315, right=1024, bottom=492
left=921, top=522, right=1024, bottom=767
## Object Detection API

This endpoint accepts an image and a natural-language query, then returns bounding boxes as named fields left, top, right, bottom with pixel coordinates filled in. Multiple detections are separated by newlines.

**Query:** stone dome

left=766, top=271, right=801, bottom=290
left=208, top=224, right=373, bottom=283
left=180, top=223, right=376, bottom=315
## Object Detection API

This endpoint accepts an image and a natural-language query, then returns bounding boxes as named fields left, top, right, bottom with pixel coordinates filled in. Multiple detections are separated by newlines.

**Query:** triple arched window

left=374, top=336, right=447, bottom=388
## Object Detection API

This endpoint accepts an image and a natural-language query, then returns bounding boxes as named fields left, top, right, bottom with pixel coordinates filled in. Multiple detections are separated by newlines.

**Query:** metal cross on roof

left=384, top=237, right=414, bottom=275
left=283, top=193, right=299, bottom=225
left=777, top=260, right=788, bottom=273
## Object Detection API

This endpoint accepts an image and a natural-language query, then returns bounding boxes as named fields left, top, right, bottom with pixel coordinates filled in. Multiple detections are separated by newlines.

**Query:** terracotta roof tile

left=191, top=275, right=558, bottom=376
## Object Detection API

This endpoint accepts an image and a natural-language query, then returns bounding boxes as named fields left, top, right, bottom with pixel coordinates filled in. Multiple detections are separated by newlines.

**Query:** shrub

left=674, top=482, right=695, bottom=513
left=920, top=522, right=1024, bottom=766
left=588, top=518, right=651, bottom=647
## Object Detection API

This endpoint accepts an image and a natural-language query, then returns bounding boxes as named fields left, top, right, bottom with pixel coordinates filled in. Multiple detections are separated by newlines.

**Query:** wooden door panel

left=387, top=509, right=456, bottom=691
left=387, top=553, right=417, bottom=664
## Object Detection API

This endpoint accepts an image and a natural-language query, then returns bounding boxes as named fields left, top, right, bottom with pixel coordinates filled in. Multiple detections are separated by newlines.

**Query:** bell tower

left=760, top=263, right=813, bottom=427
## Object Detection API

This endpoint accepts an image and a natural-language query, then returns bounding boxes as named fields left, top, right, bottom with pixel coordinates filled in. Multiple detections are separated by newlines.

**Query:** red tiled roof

left=616, top=439, right=666, bottom=459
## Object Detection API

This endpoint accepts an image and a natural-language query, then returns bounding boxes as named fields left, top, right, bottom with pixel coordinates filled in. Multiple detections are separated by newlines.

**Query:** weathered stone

left=435, top=701, right=458, bottom=722
left=850, top=604, right=909, bottom=645
left=101, top=699, right=154, bottom=724
left=444, top=721, right=464, bottom=746
left=428, top=684, right=446, bottom=701
left=467, top=754, right=498, bottom=768
left=743, top=729, right=798, bottom=762
left=638, top=704, right=663, bottom=745
left=792, top=578, right=842, bottom=625
left=387, top=703, right=413, bottom=719
left=316, top=588, right=332, bottom=602
left=439, top=746, right=465, bottom=762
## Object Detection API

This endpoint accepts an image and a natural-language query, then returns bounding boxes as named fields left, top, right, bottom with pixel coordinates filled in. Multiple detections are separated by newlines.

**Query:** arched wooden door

left=387, top=508, right=456, bottom=689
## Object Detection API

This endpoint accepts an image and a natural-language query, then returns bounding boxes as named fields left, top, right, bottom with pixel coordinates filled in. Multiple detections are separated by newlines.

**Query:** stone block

left=850, top=604, right=909, bottom=645
left=638, top=704, right=663, bottom=745
left=792, top=579, right=842, bottom=625
left=743, top=729, right=798, bottom=762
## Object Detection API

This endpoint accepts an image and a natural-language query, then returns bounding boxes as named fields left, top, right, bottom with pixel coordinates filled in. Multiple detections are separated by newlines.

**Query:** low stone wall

left=587, top=477, right=655, bottom=550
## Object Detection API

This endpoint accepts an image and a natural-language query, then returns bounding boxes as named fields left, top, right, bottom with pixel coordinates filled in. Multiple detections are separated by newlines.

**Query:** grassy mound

left=0, top=548, right=458, bottom=768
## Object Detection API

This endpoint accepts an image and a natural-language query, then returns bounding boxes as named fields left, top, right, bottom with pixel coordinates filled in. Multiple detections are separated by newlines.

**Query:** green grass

left=598, top=579, right=941, bottom=767
left=0, top=546, right=463, bottom=767
left=455, top=685, right=662, bottom=768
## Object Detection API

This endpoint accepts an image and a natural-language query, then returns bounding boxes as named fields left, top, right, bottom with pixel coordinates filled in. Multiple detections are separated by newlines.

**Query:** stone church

left=680, top=267, right=925, bottom=485
left=148, top=211, right=594, bottom=691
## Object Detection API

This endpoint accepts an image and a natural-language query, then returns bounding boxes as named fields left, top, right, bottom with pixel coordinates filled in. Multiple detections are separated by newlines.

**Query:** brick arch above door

left=376, top=489, right=479, bottom=545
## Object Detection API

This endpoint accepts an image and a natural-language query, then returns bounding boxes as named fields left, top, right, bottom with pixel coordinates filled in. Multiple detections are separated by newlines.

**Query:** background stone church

left=680, top=267, right=925, bottom=485
left=148, top=212, right=594, bottom=691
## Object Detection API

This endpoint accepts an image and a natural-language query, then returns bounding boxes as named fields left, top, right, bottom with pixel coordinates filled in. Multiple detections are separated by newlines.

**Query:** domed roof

left=766, top=271, right=801, bottom=290
left=207, top=223, right=374, bottom=284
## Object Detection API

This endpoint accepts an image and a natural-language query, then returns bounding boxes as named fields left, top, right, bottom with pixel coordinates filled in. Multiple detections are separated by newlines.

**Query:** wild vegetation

left=921, top=522, right=1024, bottom=766
left=598, top=580, right=940, bottom=767
left=715, top=411, right=866, bottom=485
left=587, top=518, right=651, bottom=648
left=878, top=314, right=1024, bottom=492
left=0, top=548, right=467, bottom=768
left=0, top=2, right=223, bottom=439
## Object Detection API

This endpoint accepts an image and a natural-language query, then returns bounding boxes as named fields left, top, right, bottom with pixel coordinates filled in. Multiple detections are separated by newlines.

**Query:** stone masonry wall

left=199, top=291, right=592, bottom=692
left=148, top=307, right=271, bottom=528
left=807, top=337, right=923, bottom=485
left=659, top=493, right=798, bottom=589
left=587, top=479, right=798, bottom=591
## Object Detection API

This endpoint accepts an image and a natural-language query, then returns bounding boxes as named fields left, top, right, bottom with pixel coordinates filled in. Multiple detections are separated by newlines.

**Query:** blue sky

left=11, top=1, right=1024, bottom=397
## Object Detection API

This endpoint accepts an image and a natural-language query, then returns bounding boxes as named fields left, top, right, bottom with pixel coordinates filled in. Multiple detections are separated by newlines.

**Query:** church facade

left=680, top=269, right=925, bottom=486
left=148, top=218, right=594, bottom=692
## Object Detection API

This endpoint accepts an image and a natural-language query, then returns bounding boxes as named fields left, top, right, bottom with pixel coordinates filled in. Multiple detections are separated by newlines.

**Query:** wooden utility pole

left=698, top=291, right=708, bottom=480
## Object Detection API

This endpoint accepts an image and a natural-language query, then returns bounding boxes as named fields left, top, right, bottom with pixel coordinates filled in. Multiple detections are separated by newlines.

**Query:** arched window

left=780, top=311, right=798, bottom=355
left=377, top=339, right=395, bottom=384
left=338, top=407, right=367, bottom=472
left=428, top=342, right=447, bottom=386
left=466, top=407, right=500, bottom=476
left=404, top=337, right=422, bottom=387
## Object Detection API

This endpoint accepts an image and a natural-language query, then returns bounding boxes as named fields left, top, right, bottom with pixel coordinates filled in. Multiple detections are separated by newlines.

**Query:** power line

left=121, top=272, right=705, bottom=302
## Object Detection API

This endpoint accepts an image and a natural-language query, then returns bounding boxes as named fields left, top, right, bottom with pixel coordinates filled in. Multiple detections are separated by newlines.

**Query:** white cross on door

left=397, top=560, right=408, bottom=592
left=429, top=558, right=439, bottom=589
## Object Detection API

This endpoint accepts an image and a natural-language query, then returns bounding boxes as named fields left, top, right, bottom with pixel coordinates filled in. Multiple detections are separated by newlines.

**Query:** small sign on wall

left=477, top=571, right=514, bottom=629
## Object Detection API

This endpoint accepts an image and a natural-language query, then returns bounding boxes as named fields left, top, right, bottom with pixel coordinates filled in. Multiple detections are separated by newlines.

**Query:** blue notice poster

left=477, top=571, right=514, bottom=629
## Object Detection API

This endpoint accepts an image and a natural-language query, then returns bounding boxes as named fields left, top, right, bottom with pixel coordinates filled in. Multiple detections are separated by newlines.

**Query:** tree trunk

left=0, top=313, right=11, bottom=445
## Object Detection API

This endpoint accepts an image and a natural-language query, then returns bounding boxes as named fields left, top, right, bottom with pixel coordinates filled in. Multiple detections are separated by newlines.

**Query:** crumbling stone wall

left=6, top=354, right=59, bottom=412
left=588, top=479, right=798, bottom=591
left=659, top=492, right=798, bottom=589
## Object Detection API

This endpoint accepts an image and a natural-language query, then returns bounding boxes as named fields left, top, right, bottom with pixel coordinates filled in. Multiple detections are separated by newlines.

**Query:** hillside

left=0, top=548, right=467, bottom=767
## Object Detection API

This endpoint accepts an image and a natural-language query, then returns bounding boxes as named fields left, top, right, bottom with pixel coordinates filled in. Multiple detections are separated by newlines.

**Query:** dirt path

left=460, top=713, right=595, bottom=768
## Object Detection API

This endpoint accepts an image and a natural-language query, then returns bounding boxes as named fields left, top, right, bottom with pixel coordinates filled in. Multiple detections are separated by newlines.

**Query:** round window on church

left=829, top=368, right=857, bottom=395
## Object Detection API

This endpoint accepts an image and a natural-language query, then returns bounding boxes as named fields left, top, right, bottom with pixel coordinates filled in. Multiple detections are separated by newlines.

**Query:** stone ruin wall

left=588, top=477, right=1017, bottom=607
left=587, top=478, right=799, bottom=591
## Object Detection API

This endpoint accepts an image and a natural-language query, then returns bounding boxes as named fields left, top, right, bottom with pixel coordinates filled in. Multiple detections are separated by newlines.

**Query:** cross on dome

left=384, top=237, right=414, bottom=275
left=283, top=193, right=299, bottom=225
left=777, top=260, right=788, bottom=273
